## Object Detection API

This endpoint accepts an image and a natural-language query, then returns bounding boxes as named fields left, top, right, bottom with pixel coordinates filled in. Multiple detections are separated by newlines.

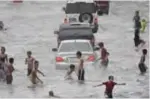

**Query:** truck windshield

left=65, top=2, right=97, bottom=14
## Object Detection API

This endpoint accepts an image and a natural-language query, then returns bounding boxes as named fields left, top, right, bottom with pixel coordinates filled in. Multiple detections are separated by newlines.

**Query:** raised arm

left=37, top=69, right=45, bottom=76
left=116, top=83, right=126, bottom=85
left=93, top=83, right=103, bottom=87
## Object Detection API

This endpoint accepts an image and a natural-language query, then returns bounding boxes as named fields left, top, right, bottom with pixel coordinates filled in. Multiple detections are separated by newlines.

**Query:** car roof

left=61, top=39, right=90, bottom=43
left=58, top=28, right=93, bottom=38
left=59, top=23, right=92, bottom=30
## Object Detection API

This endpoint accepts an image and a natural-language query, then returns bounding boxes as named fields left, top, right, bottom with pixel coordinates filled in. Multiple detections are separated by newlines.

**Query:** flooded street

left=0, top=1, right=149, bottom=98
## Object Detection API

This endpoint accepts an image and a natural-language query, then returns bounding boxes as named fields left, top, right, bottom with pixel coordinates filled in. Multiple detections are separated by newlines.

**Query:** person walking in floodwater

left=29, top=60, right=44, bottom=84
left=94, top=76, right=126, bottom=98
left=6, top=58, right=14, bottom=84
left=25, top=51, right=35, bottom=76
left=0, top=47, right=8, bottom=63
left=76, top=51, right=85, bottom=81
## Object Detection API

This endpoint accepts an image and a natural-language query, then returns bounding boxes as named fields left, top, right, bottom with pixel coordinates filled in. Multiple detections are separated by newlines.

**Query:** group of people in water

left=63, top=42, right=125, bottom=98
left=25, top=51, right=45, bottom=84
left=0, top=47, right=14, bottom=84
left=0, top=47, right=45, bottom=85
left=133, top=10, right=148, bottom=74
left=63, top=10, right=148, bottom=98
left=0, top=10, right=148, bottom=98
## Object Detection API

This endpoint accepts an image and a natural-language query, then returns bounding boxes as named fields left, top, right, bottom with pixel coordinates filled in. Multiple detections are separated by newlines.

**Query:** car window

left=65, top=2, right=96, bottom=14
left=58, top=42, right=93, bottom=52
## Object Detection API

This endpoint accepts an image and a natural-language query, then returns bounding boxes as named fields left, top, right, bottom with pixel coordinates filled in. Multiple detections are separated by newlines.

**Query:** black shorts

left=138, top=63, right=147, bottom=73
left=6, top=75, right=13, bottom=84
left=105, top=92, right=113, bottom=98
left=78, top=69, right=85, bottom=81
left=27, top=68, right=32, bottom=76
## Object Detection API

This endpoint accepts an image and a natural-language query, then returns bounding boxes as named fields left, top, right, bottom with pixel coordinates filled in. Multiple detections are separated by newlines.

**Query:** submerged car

left=54, top=23, right=96, bottom=47
left=52, top=39, right=98, bottom=70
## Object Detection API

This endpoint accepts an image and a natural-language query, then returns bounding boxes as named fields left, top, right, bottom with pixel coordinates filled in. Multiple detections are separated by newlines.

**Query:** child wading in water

left=94, top=76, right=126, bottom=98
left=138, top=49, right=148, bottom=74
left=29, top=60, right=44, bottom=84
left=98, top=42, right=109, bottom=66
left=6, top=58, right=14, bottom=84
left=0, top=59, right=6, bottom=81
left=0, top=58, right=7, bottom=81
left=140, top=19, right=147, bottom=33
left=64, top=64, right=77, bottom=80
left=25, top=51, right=35, bottom=76
left=0, top=47, right=8, bottom=63
left=76, top=51, right=85, bottom=82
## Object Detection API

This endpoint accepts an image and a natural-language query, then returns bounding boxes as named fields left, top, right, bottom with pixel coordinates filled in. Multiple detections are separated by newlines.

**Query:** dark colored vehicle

left=54, top=23, right=95, bottom=48
left=94, top=0, right=110, bottom=15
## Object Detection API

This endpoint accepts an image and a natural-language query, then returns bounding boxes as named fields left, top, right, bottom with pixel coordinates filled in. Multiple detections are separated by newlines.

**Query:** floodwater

left=0, top=1, right=149, bottom=98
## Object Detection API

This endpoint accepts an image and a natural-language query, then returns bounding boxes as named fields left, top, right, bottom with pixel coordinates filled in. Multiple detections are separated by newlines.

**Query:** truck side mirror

left=54, top=30, right=59, bottom=34
left=62, top=7, right=66, bottom=12
left=52, top=48, right=57, bottom=52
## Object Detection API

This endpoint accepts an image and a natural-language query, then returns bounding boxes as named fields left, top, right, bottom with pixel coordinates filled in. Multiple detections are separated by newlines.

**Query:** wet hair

left=135, top=10, right=139, bottom=14
left=142, top=49, right=147, bottom=55
left=9, top=57, right=14, bottom=64
left=1, top=46, right=5, bottom=51
left=76, top=51, right=82, bottom=57
left=108, top=75, right=114, bottom=80
left=70, top=64, right=75, bottom=70
left=49, top=91, right=54, bottom=96
left=34, top=60, right=39, bottom=64
left=27, top=51, right=32, bottom=55
left=98, top=42, right=104, bottom=47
